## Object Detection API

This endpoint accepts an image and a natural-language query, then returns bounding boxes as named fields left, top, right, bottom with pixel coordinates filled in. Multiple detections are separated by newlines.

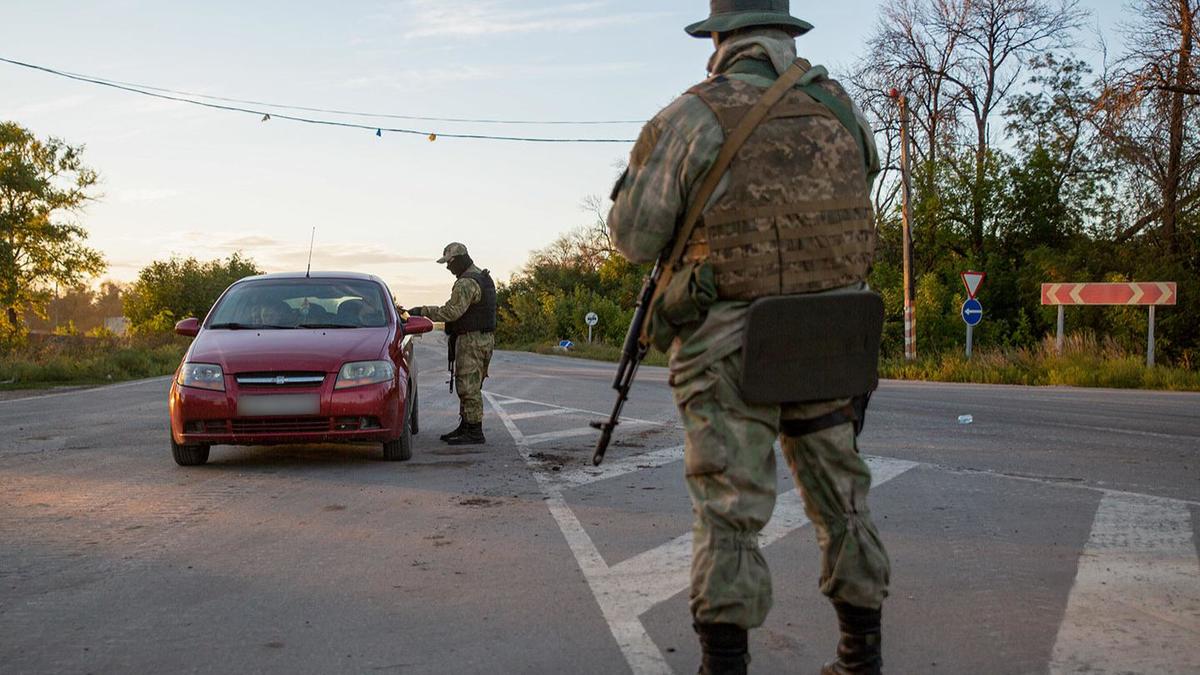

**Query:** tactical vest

left=682, top=73, right=876, bottom=300
left=446, top=269, right=497, bottom=334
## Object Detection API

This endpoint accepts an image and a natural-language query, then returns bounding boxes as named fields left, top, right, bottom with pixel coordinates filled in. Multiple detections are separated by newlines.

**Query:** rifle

left=590, top=257, right=663, bottom=466
left=447, top=333, right=457, bottom=393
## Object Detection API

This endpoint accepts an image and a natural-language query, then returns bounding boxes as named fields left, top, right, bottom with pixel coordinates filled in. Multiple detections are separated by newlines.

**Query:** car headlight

left=177, top=363, right=225, bottom=391
left=335, top=360, right=395, bottom=389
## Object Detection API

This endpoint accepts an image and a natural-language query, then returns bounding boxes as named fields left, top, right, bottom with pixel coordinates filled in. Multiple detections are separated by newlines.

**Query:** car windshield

left=207, top=279, right=391, bottom=329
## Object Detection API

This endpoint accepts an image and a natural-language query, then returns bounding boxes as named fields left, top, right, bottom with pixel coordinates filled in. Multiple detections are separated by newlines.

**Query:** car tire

left=383, top=397, right=413, bottom=462
left=409, top=382, right=420, bottom=435
left=171, top=437, right=211, bottom=466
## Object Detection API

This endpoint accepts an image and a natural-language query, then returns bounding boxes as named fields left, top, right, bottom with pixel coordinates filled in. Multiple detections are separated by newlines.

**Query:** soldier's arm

left=417, top=278, right=481, bottom=323
left=607, top=96, right=724, bottom=263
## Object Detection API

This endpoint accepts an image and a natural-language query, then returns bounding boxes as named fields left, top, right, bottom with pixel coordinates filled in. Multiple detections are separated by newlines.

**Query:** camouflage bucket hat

left=685, top=0, right=813, bottom=38
left=436, top=242, right=469, bottom=264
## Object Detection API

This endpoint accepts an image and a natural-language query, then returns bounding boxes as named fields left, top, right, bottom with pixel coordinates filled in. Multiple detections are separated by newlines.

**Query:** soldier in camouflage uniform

left=608, top=3, right=889, bottom=673
left=409, top=242, right=496, bottom=446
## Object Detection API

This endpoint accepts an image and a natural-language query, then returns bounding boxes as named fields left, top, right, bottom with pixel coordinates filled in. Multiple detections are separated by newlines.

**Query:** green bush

left=0, top=334, right=187, bottom=389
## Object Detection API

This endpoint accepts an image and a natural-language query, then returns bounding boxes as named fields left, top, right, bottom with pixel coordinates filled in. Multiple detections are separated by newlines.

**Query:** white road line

left=1050, top=493, right=1200, bottom=674
left=487, top=392, right=673, bottom=428
left=486, top=390, right=917, bottom=674
left=0, top=376, right=172, bottom=405
left=486, top=391, right=673, bottom=674
left=553, top=445, right=685, bottom=488
left=507, top=409, right=573, bottom=421
left=523, top=427, right=613, bottom=445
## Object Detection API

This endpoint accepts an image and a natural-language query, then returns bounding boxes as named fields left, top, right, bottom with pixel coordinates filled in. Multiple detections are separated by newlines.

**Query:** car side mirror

left=402, top=316, right=434, bottom=335
left=175, top=317, right=200, bottom=338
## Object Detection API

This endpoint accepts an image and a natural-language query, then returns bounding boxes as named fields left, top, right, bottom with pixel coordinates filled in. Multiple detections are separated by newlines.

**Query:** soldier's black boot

left=445, top=422, right=485, bottom=446
left=820, top=602, right=882, bottom=675
left=694, top=622, right=749, bottom=675
left=439, top=419, right=466, bottom=443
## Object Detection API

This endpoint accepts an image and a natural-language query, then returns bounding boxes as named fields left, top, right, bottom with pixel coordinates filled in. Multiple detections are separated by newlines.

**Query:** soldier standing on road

left=608, top=2, right=889, bottom=674
left=408, top=242, right=496, bottom=446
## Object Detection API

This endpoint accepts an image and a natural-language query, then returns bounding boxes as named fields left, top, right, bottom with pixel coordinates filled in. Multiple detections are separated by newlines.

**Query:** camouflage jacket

left=607, top=30, right=879, bottom=386
left=417, top=265, right=483, bottom=324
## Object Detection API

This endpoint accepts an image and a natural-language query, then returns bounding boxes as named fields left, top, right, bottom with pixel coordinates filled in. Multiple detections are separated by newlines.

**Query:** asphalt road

left=1, top=337, right=1197, bottom=674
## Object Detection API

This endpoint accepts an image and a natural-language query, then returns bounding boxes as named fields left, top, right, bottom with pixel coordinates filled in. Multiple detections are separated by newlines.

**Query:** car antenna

left=305, top=227, right=315, bottom=278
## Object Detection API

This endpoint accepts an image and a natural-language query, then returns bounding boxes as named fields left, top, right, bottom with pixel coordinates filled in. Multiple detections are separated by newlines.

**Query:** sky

left=2, top=1, right=1130, bottom=305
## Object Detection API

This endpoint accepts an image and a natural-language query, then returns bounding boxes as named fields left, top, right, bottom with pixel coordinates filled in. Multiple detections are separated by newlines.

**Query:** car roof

left=236, top=271, right=387, bottom=284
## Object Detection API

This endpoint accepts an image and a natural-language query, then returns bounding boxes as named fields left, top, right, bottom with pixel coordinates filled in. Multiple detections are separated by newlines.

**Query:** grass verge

left=502, top=334, right=1199, bottom=391
left=0, top=334, right=188, bottom=390
left=881, top=340, right=1200, bottom=391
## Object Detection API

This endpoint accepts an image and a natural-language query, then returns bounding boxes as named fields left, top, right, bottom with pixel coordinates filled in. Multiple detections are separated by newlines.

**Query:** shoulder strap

left=664, top=59, right=809, bottom=269
left=798, top=83, right=870, bottom=168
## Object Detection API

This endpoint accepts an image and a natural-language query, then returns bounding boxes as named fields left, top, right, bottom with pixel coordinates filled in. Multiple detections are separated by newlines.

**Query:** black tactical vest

left=446, top=269, right=496, bottom=334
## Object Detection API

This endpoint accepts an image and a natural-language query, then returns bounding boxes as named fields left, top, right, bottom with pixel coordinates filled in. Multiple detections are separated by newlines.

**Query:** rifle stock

left=591, top=258, right=662, bottom=466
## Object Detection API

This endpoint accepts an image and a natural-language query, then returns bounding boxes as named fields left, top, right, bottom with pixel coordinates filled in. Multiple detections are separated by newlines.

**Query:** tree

left=0, top=121, right=106, bottom=338
left=123, top=254, right=262, bottom=334
left=495, top=197, right=646, bottom=346
left=1097, top=0, right=1199, bottom=252
left=855, top=0, right=1084, bottom=258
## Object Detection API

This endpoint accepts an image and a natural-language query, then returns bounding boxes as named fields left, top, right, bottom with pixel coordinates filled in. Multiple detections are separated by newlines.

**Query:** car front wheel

left=171, top=436, right=211, bottom=466
left=383, top=392, right=414, bottom=462
left=409, top=383, right=419, bottom=435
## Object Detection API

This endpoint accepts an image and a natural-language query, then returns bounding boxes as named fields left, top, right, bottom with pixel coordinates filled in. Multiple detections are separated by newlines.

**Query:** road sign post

left=960, top=272, right=986, bottom=358
left=585, top=312, right=598, bottom=344
left=1056, top=305, right=1065, bottom=354
left=1041, top=282, right=1176, bottom=367
left=1148, top=305, right=1156, bottom=368
left=962, top=298, right=983, bottom=357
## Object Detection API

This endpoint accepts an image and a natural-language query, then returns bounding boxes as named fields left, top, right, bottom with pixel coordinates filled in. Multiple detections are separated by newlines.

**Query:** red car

left=168, top=272, right=434, bottom=466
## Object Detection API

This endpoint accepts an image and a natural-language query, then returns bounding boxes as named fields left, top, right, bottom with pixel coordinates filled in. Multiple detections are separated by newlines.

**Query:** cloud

left=221, top=235, right=286, bottom=249
left=271, top=247, right=428, bottom=268
left=2, top=94, right=93, bottom=118
left=116, top=188, right=181, bottom=203
left=343, top=61, right=639, bottom=92
left=390, top=1, right=654, bottom=39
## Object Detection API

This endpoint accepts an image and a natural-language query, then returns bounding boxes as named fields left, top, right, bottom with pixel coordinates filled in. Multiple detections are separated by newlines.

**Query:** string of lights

left=0, top=56, right=640, bottom=143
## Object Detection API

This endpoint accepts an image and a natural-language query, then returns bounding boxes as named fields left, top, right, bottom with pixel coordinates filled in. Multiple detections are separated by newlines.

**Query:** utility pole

left=890, top=88, right=917, bottom=361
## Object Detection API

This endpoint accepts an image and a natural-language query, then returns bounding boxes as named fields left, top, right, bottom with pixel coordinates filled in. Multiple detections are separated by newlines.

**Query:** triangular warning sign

left=961, top=271, right=986, bottom=299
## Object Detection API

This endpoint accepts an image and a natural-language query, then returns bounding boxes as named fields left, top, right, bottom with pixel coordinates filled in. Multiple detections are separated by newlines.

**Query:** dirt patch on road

left=457, top=497, right=503, bottom=508
left=528, top=451, right=581, bottom=472
left=430, top=447, right=488, bottom=456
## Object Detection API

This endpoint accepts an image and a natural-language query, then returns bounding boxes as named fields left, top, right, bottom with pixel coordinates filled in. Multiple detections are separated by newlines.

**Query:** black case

left=739, top=291, right=884, bottom=404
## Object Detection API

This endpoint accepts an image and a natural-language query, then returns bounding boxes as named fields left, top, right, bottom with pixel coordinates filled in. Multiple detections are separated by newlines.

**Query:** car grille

left=231, top=417, right=331, bottom=434
left=235, top=372, right=326, bottom=388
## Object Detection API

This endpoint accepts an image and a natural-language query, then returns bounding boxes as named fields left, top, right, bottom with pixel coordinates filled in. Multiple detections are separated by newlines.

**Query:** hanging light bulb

left=428, top=133, right=437, bottom=142
left=261, top=114, right=271, bottom=122
left=376, top=128, right=382, bottom=137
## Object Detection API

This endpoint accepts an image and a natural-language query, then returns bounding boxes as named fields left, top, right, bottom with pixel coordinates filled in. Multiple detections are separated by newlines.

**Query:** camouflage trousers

left=674, top=350, right=890, bottom=629
left=453, top=331, right=494, bottom=424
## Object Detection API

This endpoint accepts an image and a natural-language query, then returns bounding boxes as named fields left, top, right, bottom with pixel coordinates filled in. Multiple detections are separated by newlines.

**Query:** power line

left=74, top=73, right=647, bottom=126
left=0, top=56, right=639, bottom=143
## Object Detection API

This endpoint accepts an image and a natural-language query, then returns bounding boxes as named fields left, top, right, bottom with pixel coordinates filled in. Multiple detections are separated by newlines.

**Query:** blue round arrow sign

left=962, top=298, right=983, bottom=326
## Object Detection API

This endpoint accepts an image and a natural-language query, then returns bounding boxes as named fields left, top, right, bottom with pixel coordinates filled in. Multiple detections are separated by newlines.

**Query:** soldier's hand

left=408, top=306, right=424, bottom=317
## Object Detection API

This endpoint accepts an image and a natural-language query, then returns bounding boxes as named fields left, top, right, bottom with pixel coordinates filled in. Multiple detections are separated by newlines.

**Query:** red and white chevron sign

left=1041, top=282, right=1177, bottom=306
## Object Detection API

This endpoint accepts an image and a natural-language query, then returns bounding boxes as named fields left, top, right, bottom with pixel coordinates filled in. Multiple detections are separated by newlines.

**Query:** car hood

left=188, top=327, right=392, bottom=373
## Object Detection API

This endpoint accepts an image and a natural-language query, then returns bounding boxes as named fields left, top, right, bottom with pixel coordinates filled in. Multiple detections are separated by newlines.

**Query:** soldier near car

left=408, top=242, right=496, bottom=446
left=607, top=2, right=889, bottom=674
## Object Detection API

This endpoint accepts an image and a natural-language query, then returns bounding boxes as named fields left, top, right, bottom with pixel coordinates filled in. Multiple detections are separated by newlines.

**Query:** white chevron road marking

left=486, top=390, right=915, bottom=675
left=1050, top=492, right=1200, bottom=675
